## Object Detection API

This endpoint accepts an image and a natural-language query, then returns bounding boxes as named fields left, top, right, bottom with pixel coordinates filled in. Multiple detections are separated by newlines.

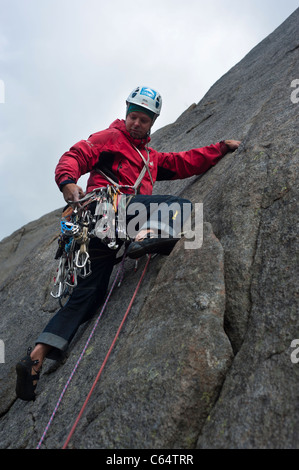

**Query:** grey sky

left=0, top=0, right=298, bottom=241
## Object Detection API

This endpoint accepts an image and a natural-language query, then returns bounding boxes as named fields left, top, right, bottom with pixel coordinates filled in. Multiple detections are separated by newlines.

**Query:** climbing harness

left=51, top=186, right=129, bottom=304
left=36, top=253, right=151, bottom=449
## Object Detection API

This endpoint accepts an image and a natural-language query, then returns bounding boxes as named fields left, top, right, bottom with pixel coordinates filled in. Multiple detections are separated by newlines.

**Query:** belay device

left=51, top=186, right=127, bottom=303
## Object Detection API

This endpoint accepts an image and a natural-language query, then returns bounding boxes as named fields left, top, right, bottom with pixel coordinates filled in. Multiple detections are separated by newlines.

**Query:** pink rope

left=36, top=253, right=126, bottom=449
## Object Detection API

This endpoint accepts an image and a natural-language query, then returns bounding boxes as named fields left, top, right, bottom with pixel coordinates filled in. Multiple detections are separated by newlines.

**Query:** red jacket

left=55, top=119, right=229, bottom=195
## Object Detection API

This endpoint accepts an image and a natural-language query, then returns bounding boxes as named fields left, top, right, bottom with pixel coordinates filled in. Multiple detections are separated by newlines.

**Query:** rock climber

left=16, top=85, right=241, bottom=401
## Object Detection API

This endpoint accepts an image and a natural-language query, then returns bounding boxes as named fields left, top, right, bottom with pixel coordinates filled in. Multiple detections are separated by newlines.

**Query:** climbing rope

left=36, top=252, right=126, bottom=449
left=36, top=253, right=151, bottom=449
left=62, top=254, right=151, bottom=449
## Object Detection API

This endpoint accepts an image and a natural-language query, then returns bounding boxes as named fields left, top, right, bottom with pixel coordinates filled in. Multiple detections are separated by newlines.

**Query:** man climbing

left=16, top=85, right=240, bottom=401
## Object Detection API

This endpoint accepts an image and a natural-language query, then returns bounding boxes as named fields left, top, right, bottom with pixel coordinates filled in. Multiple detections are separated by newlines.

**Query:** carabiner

left=75, top=249, right=90, bottom=269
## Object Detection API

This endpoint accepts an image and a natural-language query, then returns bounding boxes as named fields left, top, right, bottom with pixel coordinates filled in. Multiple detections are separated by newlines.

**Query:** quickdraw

left=51, top=186, right=128, bottom=303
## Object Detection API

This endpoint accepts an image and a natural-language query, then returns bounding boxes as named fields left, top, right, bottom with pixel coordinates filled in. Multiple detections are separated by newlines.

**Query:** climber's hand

left=224, top=140, right=241, bottom=151
left=62, top=183, right=85, bottom=205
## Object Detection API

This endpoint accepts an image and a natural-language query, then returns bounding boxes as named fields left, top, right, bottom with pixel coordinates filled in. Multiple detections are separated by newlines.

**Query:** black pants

left=36, top=194, right=191, bottom=359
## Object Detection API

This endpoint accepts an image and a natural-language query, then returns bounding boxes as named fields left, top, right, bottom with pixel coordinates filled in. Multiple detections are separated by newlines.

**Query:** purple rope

left=36, top=253, right=126, bottom=449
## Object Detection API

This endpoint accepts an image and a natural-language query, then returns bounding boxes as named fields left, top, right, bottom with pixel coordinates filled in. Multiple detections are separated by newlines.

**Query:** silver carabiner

left=51, top=280, right=64, bottom=299
left=79, top=259, right=92, bottom=278
left=75, top=249, right=90, bottom=269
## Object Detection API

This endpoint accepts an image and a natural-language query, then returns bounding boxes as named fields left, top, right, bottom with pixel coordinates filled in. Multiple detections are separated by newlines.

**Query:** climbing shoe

left=127, top=234, right=179, bottom=259
left=16, top=347, right=40, bottom=401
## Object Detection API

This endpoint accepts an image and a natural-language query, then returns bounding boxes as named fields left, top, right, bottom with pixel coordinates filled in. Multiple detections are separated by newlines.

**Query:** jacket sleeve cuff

left=59, top=179, right=76, bottom=192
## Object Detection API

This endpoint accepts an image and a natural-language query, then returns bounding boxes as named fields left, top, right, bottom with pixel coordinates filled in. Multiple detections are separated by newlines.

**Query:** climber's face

left=126, top=112, right=152, bottom=139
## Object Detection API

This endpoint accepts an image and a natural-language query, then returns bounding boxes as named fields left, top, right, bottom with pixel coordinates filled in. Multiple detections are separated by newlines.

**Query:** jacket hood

left=109, top=119, right=151, bottom=148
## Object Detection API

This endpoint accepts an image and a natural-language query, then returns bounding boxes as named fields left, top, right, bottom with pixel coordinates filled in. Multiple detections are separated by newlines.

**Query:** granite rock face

left=0, top=9, right=298, bottom=449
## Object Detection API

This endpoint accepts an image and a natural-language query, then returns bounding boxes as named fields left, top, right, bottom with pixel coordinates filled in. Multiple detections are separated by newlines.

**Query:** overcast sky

left=0, top=0, right=298, bottom=241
